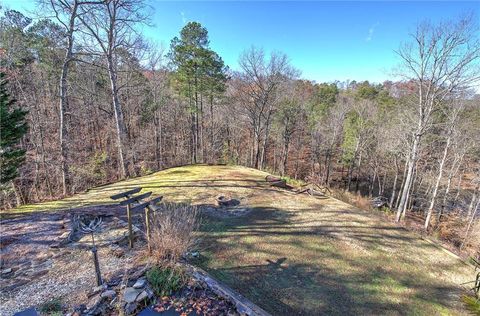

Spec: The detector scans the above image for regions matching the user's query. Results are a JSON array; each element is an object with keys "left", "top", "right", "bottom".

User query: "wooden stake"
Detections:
[
  {"left": 127, "top": 203, "right": 133, "bottom": 248},
  {"left": 145, "top": 207, "right": 151, "bottom": 253}
]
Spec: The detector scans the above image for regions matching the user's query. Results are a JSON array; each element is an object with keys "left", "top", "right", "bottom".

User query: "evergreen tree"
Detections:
[
  {"left": 168, "top": 22, "right": 227, "bottom": 163},
  {"left": 0, "top": 72, "right": 28, "bottom": 185}
]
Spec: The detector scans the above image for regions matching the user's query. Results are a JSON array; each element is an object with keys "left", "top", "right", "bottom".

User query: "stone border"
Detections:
[{"left": 186, "top": 264, "right": 271, "bottom": 316}]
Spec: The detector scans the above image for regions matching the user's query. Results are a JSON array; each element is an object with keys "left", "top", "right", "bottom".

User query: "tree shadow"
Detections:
[{"left": 196, "top": 205, "right": 471, "bottom": 315}]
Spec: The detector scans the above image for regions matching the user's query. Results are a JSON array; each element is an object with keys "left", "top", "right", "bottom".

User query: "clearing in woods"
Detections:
[{"left": 4, "top": 165, "right": 475, "bottom": 315}]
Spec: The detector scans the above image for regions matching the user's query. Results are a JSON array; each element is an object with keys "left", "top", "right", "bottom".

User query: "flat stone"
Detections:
[
  {"left": 29, "top": 269, "right": 49, "bottom": 279},
  {"left": 50, "top": 242, "right": 61, "bottom": 248},
  {"left": 88, "top": 284, "right": 107, "bottom": 297},
  {"left": 59, "top": 231, "right": 70, "bottom": 239},
  {"left": 132, "top": 278, "right": 146, "bottom": 289},
  {"left": 124, "top": 287, "right": 142, "bottom": 303},
  {"left": 135, "top": 291, "right": 148, "bottom": 302},
  {"left": 3, "top": 278, "right": 30, "bottom": 291},
  {"left": 1, "top": 268, "right": 12, "bottom": 275},
  {"left": 101, "top": 290, "right": 116, "bottom": 299},
  {"left": 124, "top": 302, "right": 138, "bottom": 315}
]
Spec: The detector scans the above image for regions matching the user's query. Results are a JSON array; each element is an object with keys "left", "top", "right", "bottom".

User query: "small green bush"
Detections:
[
  {"left": 281, "top": 176, "right": 305, "bottom": 187},
  {"left": 462, "top": 295, "right": 480, "bottom": 315},
  {"left": 146, "top": 266, "right": 186, "bottom": 297},
  {"left": 39, "top": 298, "right": 63, "bottom": 314}
]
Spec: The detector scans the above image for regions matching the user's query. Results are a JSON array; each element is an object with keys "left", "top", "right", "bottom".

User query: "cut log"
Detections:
[
  {"left": 265, "top": 175, "right": 282, "bottom": 182},
  {"left": 271, "top": 180, "right": 288, "bottom": 188}
]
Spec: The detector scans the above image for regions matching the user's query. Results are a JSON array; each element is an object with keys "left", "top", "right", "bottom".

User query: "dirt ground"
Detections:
[{"left": 0, "top": 205, "right": 144, "bottom": 315}]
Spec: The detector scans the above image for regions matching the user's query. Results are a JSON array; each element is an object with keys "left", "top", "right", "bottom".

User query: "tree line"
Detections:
[{"left": 0, "top": 1, "right": 479, "bottom": 255}]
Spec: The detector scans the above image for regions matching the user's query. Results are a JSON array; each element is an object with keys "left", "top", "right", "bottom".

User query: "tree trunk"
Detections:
[
  {"left": 58, "top": 2, "right": 78, "bottom": 196},
  {"left": 461, "top": 196, "right": 479, "bottom": 250},
  {"left": 390, "top": 156, "right": 399, "bottom": 208},
  {"left": 282, "top": 139, "right": 289, "bottom": 177},
  {"left": 468, "top": 185, "right": 479, "bottom": 217},
  {"left": 325, "top": 148, "right": 332, "bottom": 186},
  {"left": 107, "top": 57, "right": 128, "bottom": 179},
  {"left": 424, "top": 135, "right": 451, "bottom": 230},
  {"left": 396, "top": 133, "right": 420, "bottom": 222}
]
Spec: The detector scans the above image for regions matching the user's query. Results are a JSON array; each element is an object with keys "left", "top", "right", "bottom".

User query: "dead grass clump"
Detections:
[
  {"left": 461, "top": 220, "right": 480, "bottom": 260},
  {"left": 436, "top": 214, "right": 480, "bottom": 259},
  {"left": 331, "top": 189, "right": 373, "bottom": 211},
  {"left": 149, "top": 203, "right": 199, "bottom": 264}
]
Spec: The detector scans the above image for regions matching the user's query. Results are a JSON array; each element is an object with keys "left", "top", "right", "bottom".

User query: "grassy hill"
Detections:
[{"left": 4, "top": 165, "right": 475, "bottom": 315}]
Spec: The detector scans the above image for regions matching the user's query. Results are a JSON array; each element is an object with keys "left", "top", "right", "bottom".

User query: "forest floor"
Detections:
[{"left": 1, "top": 165, "right": 476, "bottom": 315}]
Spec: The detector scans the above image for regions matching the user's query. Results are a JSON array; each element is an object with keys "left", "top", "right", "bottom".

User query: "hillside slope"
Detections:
[{"left": 4, "top": 165, "right": 475, "bottom": 315}]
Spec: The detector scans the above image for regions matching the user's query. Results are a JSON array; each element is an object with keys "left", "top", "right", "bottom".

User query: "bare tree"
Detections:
[
  {"left": 77, "top": 0, "right": 149, "bottom": 179},
  {"left": 424, "top": 99, "right": 465, "bottom": 229},
  {"left": 237, "top": 47, "right": 298, "bottom": 169},
  {"left": 395, "top": 15, "right": 480, "bottom": 222},
  {"left": 40, "top": 0, "right": 100, "bottom": 195}
]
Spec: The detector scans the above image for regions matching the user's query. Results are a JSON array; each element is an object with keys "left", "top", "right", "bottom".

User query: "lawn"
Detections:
[{"left": 4, "top": 165, "right": 475, "bottom": 315}]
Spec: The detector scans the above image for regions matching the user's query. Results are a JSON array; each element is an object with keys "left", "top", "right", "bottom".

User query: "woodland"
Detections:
[{"left": 1, "top": 0, "right": 479, "bottom": 258}]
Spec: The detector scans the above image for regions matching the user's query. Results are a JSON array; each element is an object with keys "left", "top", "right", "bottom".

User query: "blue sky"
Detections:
[{"left": 2, "top": 1, "right": 479, "bottom": 84}]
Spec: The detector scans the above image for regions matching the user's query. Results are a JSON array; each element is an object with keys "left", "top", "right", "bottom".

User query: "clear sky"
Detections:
[{"left": 2, "top": 1, "right": 479, "bottom": 84}]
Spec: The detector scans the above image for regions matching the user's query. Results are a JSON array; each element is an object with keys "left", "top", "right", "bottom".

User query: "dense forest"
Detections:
[{"left": 0, "top": 1, "right": 479, "bottom": 255}]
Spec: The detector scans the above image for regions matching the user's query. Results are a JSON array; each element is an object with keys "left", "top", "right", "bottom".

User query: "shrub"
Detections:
[
  {"left": 149, "top": 202, "right": 199, "bottom": 264},
  {"left": 462, "top": 295, "right": 480, "bottom": 315},
  {"left": 146, "top": 266, "right": 186, "bottom": 297},
  {"left": 39, "top": 298, "right": 62, "bottom": 314}
]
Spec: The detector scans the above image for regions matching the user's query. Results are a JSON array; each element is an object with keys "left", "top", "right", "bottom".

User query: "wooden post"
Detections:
[
  {"left": 145, "top": 207, "right": 151, "bottom": 253},
  {"left": 127, "top": 203, "right": 133, "bottom": 248}
]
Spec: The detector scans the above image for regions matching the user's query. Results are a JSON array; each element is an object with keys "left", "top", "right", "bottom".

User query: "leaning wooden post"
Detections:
[
  {"left": 145, "top": 207, "right": 151, "bottom": 253},
  {"left": 127, "top": 203, "right": 134, "bottom": 249}
]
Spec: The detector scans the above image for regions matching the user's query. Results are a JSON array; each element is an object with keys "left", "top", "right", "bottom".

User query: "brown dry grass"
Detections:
[{"left": 149, "top": 202, "right": 200, "bottom": 264}]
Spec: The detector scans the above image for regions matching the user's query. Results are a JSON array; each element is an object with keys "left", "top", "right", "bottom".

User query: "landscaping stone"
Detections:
[
  {"left": 101, "top": 290, "right": 116, "bottom": 299},
  {"left": 88, "top": 284, "right": 107, "bottom": 297},
  {"left": 1, "top": 267, "right": 12, "bottom": 275},
  {"left": 135, "top": 290, "right": 149, "bottom": 302},
  {"left": 133, "top": 278, "right": 146, "bottom": 289},
  {"left": 124, "top": 287, "right": 142, "bottom": 303},
  {"left": 124, "top": 302, "right": 138, "bottom": 315},
  {"left": 29, "top": 269, "right": 49, "bottom": 279}
]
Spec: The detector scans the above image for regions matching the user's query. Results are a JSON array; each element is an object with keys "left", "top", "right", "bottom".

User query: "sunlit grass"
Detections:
[{"left": 4, "top": 164, "right": 475, "bottom": 315}]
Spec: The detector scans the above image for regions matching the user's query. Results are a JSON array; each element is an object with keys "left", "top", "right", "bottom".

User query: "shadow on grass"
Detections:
[{"left": 196, "top": 205, "right": 468, "bottom": 316}]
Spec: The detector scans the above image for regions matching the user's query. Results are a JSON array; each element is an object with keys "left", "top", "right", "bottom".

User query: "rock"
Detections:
[
  {"left": 49, "top": 242, "right": 61, "bottom": 249},
  {"left": 1, "top": 268, "right": 12, "bottom": 275},
  {"left": 124, "top": 302, "right": 138, "bottom": 315},
  {"left": 191, "top": 251, "right": 200, "bottom": 258},
  {"left": 133, "top": 278, "right": 146, "bottom": 289},
  {"left": 101, "top": 290, "right": 116, "bottom": 299},
  {"left": 110, "top": 246, "right": 125, "bottom": 258},
  {"left": 73, "top": 304, "right": 87, "bottom": 314},
  {"left": 124, "top": 287, "right": 142, "bottom": 303},
  {"left": 58, "top": 231, "right": 70, "bottom": 239},
  {"left": 88, "top": 284, "right": 107, "bottom": 297},
  {"left": 29, "top": 269, "right": 49, "bottom": 279},
  {"left": 135, "top": 290, "right": 148, "bottom": 302}
]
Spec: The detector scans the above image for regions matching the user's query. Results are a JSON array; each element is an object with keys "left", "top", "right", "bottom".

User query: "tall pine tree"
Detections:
[{"left": 0, "top": 72, "right": 28, "bottom": 185}]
